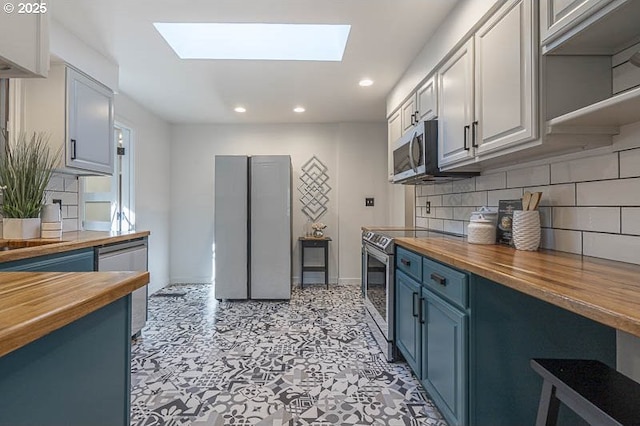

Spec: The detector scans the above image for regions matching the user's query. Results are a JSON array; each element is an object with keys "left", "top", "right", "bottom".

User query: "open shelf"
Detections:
[{"left": 546, "top": 86, "right": 640, "bottom": 135}]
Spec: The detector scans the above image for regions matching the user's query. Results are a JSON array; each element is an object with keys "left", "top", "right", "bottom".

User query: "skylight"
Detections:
[{"left": 154, "top": 23, "right": 351, "bottom": 61}]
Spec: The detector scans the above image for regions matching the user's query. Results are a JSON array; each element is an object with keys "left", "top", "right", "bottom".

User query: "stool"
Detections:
[
  {"left": 299, "top": 237, "right": 331, "bottom": 289},
  {"left": 531, "top": 358, "right": 640, "bottom": 426}
]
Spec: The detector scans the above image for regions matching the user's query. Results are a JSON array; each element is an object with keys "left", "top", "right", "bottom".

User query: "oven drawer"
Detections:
[
  {"left": 396, "top": 247, "right": 422, "bottom": 282},
  {"left": 422, "top": 257, "right": 468, "bottom": 309}
]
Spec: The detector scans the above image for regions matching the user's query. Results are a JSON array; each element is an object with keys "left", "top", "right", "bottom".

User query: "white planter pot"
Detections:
[{"left": 2, "top": 218, "right": 41, "bottom": 240}]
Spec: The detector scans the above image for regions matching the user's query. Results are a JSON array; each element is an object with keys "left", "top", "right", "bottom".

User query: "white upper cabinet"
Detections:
[
  {"left": 387, "top": 109, "right": 402, "bottom": 181},
  {"left": 401, "top": 95, "right": 417, "bottom": 134},
  {"left": 438, "top": 39, "right": 475, "bottom": 168},
  {"left": 0, "top": 1, "right": 49, "bottom": 77},
  {"left": 439, "top": 0, "right": 536, "bottom": 170},
  {"left": 416, "top": 76, "right": 438, "bottom": 122},
  {"left": 540, "top": 0, "right": 613, "bottom": 52},
  {"left": 475, "top": 0, "right": 537, "bottom": 156},
  {"left": 22, "top": 64, "right": 114, "bottom": 175}
]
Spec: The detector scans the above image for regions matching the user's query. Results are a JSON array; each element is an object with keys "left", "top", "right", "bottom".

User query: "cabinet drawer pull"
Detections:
[
  {"left": 463, "top": 125, "right": 470, "bottom": 150},
  {"left": 431, "top": 272, "right": 447, "bottom": 286},
  {"left": 472, "top": 121, "right": 478, "bottom": 148},
  {"left": 412, "top": 292, "right": 418, "bottom": 317},
  {"left": 419, "top": 297, "right": 425, "bottom": 324},
  {"left": 70, "top": 139, "right": 77, "bottom": 160},
  {"left": 401, "top": 258, "right": 411, "bottom": 267}
]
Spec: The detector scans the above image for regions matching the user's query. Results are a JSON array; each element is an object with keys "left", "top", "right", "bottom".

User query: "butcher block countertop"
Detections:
[
  {"left": 396, "top": 237, "right": 640, "bottom": 338},
  {"left": 0, "top": 270, "right": 149, "bottom": 357},
  {"left": 0, "top": 230, "right": 150, "bottom": 263}
]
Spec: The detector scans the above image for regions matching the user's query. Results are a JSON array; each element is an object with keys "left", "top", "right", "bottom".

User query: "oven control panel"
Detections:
[{"left": 363, "top": 231, "right": 392, "bottom": 252}]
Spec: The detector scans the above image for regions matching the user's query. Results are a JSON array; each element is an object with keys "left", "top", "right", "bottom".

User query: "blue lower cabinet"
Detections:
[
  {"left": 395, "top": 270, "right": 422, "bottom": 375},
  {"left": 0, "top": 249, "right": 94, "bottom": 272},
  {"left": 421, "top": 288, "right": 467, "bottom": 426}
]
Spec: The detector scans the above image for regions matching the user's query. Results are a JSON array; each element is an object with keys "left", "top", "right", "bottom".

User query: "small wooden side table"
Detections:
[{"left": 299, "top": 236, "right": 331, "bottom": 289}]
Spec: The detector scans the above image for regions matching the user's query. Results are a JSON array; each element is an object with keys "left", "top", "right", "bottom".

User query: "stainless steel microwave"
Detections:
[{"left": 392, "top": 119, "right": 478, "bottom": 184}]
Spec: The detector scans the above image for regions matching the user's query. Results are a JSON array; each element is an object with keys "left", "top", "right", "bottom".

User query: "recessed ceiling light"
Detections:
[
  {"left": 234, "top": 106, "right": 246, "bottom": 113},
  {"left": 153, "top": 23, "right": 351, "bottom": 61},
  {"left": 359, "top": 79, "right": 374, "bottom": 87},
  {"left": 293, "top": 106, "right": 306, "bottom": 113}
]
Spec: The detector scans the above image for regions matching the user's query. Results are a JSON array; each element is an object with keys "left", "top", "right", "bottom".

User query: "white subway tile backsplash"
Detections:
[
  {"left": 433, "top": 182, "right": 453, "bottom": 195},
  {"left": 461, "top": 191, "right": 488, "bottom": 207},
  {"left": 529, "top": 184, "right": 576, "bottom": 206},
  {"left": 620, "top": 148, "right": 640, "bottom": 178},
  {"left": 47, "top": 176, "right": 65, "bottom": 192},
  {"left": 63, "top": 218, "right": 79, "bottom": 232},
  {"left": 552, "top": 207, "right": 620, "bottom": 233},
  {"left": 539, "top": 207, "right": 552, "bottom": 228},
  {"left": 583, "top": 233, "right": 640, "bottom": 264},
  {"left": 66, "top": 205, "right": 78, "bottom": 219},
  {"left": 577, "top": 178, "right": 640, "bottom": 206},
  {"left": 416, "top": 197, "right": 428, "bottom": 207},
  {"left": 416, "top": 217, "right": 429, "bottom": 228},
  {"left": 435, "top": 207, "right": 454, "bottom": 220},
  {"left": 487, "top": 188, "right": 523, "bottom": 207},
  {"left": 419, "top": 186, "right": 435, "bottom": 196},
  {"left": 540, "top": 228, "right": 582, "bottom": 254},
  {"left": 476, "top": 172, "right": 506, "bottom": 191},
  {"left": 452, "top": 178, "right": 476, "bottom": 193},
  {"left": 427, "top": 195, "right": 443, "bottom": 207},
  {"left": 443, "top": 220, "right": 464, "bottom": 235},
  {"left": 428, "top": 218, "right": 444, "bottom": 231},
  {"left": 622, "top": 208, "right": 640, "bottom": 235},
  {"left": 64, "top": 177, "right": 79, "bottom": 192},
  {"left": 507, "top": 165, "right": 550, "bottom": 188},
  {"left": 551, "top": 153, "right": 618, "bottom": 183},
  {"left": 442, "top": 193, "right": 462, "bottom": 206},
  {"left": 453, "top": 207, "right": 476, "bottom": 221}
]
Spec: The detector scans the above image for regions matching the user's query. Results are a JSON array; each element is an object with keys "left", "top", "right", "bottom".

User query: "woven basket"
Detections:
[{"left": 512, "top": 210, "right": 541, "bottom": 251}]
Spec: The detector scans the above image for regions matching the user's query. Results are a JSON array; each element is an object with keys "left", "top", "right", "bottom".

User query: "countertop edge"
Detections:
[
  {"left": 0, "top": 271, "right": 150, "bottom": 358},
  {"left": 0, "top": 230, "right": 150, "bottom": 263},
  {"left": 395, "top": 238, "right": 640, "bottom": 338}
]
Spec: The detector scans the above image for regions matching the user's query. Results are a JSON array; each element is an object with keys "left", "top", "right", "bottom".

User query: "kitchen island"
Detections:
[
  {"left": 0, "top": 230, "right": 151, "bottom": 426},
  {"left": 0, "top": 271, "right": 149, "bottom": 426},
  {"left": 394, "top": 236, "right": 640, "bottom": 425}
]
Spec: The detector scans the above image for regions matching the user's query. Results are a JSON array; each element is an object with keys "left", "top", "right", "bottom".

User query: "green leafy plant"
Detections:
[{"left": 0, "top": 130, "right": 59, "bottom": 218}]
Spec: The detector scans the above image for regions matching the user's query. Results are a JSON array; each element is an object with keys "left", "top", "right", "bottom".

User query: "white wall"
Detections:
[
  {"left": 115, "top": 93, "right": 171, "bottom": 295},
  {"left": 169, "top": 122, "right": 388, "bottom": 285}
]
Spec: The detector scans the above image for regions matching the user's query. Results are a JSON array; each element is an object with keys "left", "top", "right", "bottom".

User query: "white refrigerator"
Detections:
[{"left": 214, "top": 155, "right": 292, "bottom": 299}]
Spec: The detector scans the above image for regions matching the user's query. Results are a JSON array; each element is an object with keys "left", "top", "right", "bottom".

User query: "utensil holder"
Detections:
[{"left": 512, "top": 210, "right": 541, "bottom": 251}]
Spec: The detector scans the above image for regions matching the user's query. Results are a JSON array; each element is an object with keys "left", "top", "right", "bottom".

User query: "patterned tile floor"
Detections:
[{"left": 131, "top": 283, "right": 447, "bottom": 426}]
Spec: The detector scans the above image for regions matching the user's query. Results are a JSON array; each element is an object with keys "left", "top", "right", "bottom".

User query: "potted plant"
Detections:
[{"left": 0, "top": 130, "right": 59, "bottom": 239}]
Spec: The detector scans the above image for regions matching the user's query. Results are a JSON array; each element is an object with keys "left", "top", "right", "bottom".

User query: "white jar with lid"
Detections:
[{"left": 468, "top": 213, "right": 497, "bottom": 245}]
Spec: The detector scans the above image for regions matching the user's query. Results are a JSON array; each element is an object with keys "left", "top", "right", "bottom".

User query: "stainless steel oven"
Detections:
[{"left": 362, "top": 240, "right": 395, "bottom": 361}]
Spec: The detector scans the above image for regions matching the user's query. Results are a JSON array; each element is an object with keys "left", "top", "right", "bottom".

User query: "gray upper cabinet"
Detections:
[
  {"left": 439, "top": 0, "right": 537, "bottom": 170},
  {"left": 387, "top": 109, "right": 402, "bottom": 181},
  {"left": 474, "top": 0, "right": 537, "bottom": 156},
  {"left": 0, "top": 1, "right": 49, "bottom": 78},
  {"left": 416, "top": 75, "right": 438, "bottom": 122},
  {"left": 400, "top": 95, "right": 417, "bottom": 134},
  {"left": 22, "top": 64, "right": 114, "bottom": 176}
]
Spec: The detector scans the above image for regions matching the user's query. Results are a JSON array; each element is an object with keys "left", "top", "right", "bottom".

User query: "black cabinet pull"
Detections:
[
  {"left": 431, "top": 272, "right": 447, "bottom": 286},
  {"left": 419, "top": 297, "right": 425, "bottom": 324},
  {"left": 411, "top": 112, "right": 416, "bottom": 126},
  {"left": 412, "top": 292, "right": 418, "bottom": 317},
  {"left": 464, "top": 125, "right": 470, "bottom": 151},
  {"left": 70, "top": 139, "right": 77, "bottom": 160},
  {"left": 472, "top": 120, "right": 478, "bottom": 148},
  {"left": 414, "top": 110, "right": 419, "bottom": 123},
  {"left": 401, "top": 258, "right": 411, "bottom": 267}
]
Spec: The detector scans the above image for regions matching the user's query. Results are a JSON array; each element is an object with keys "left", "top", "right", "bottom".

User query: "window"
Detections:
[{"left": 80, "top": 123, "right": 134, "bottom": 231}]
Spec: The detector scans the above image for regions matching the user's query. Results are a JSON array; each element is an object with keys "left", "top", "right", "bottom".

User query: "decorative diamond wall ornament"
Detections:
[{"left": 298, "top": 156, "right": 331, "bottom": 222}]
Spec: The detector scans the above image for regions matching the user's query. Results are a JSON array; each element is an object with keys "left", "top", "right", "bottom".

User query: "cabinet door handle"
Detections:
[
  {"left": 419, "top": 297, "right": 425, "bottom": 324},
  {"left": 411, "top": 112, "right": 416, "bottom": 126},
  {"left": 414, "top": 110, "right": 419, "bottom": 123},
  {"left": 472, "top": 120, "right": 478, "bottom": 148},
  {"left": 463, "top": 125, "right": 470, "bottom": 151},
  {"left": 70, "top": 139, "right": 77, "bottom": 160},
  {"left": 401, "top": 258, "right": 411, "bottom": 267},
  {"left": 412, "top": 292, "right": 418, "bottom": 317},
  {"left": 431, "top": 272, "right": 447, "bottom": 286}
]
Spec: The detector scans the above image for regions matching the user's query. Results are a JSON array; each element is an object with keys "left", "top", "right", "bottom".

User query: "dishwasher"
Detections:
[{"left": 96, "top": 238, "right": 148, "bottom": 337}]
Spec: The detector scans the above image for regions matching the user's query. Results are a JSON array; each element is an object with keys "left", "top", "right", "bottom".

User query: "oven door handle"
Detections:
[{"left": 412, "top": 292, "right": 419, "bottom": 317}]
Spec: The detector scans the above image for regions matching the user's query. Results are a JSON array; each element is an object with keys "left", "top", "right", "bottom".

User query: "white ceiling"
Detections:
[{"left": 52, "top": 0, "right": 459, "bottom": 124}]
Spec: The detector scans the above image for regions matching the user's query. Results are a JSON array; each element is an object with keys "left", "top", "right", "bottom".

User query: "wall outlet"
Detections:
[
  {"left": 52, "top": 199, "right": 62, "bottom": 210},
  {"left": 365, "top": 197, "right": 374, "bottom": 207}
]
